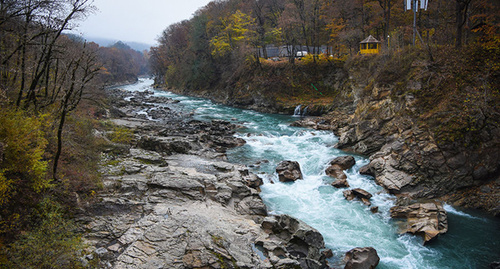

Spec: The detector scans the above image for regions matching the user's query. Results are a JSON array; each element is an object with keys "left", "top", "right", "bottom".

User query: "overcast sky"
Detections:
[{"left": 75, "top": 0, "right": 213, "bottom": 45}]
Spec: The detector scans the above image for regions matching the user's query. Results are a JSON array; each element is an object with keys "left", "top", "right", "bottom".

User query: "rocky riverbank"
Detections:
[
  {"left": 291, "top": 101, "right": 499, "bottom": 217},
  {"left": 290, "top": 76, "right": 499, "bottom": 218},
  {"left": 76, "top": 87, "right": 334, "bottom": 268}
]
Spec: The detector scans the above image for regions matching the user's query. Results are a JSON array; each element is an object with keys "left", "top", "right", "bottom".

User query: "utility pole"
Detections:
[
  {"left": 413, "top": 0, "right": 417, "bottom": 46},
  {"left": 406, "top": 0, "right": 428, "bottom": 46}
]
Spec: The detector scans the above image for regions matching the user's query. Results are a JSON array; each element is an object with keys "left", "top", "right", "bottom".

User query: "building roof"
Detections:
[{"left": 360, "top": 35, "right": 380, "bottom": 44}]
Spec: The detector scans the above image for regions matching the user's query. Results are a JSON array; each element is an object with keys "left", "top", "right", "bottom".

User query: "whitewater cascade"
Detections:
[
  {"left": 122, "top": 78, "right": 500, "bottom": 269},
  {"left": 293, "top": 105, "right": 308, "bottom": 117}
]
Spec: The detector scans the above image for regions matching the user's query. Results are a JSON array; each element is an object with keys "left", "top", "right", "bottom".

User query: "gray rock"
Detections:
[
  {"left": 343, "top": 190, "right": 355, "bottom": 201},
  {"left": 326, "top": 156, "right": 356, "bottom": 180},
  {"left": 137, "top": 136, "right": 191, "bottom": 155},
  {"left": 332, "top": 178, "right": 350, "bottom": 188},
  {"left": 329, "top": 156, "right": 356, "bottom": 170},
  {"left": 236, "top": 195, "right": 268, "bottom": 216},
  {"left": 359, "top": 165, "right": 374, "bottom": 177},
  {"left": 83, "top": 86, "right": 334, "bottom": 268},
  {"left": 276, "top": 161, "right": 303, "bottom": 182},
  {"left": 351, "top": 189, "right": 372, "bottom": 200},
  {"left": 259, "top": 214, "right": 328, "bottom": 268},
  {"left": 130, "top": 148, "right": 165, "bottom": 164},
  {"left": 390, "top": 202, "right": 448, "bottom": 243},
  {"left": 343, "top": 247, "right": 380, "bottom": 269},
  {"left": 326, "top": 164, "right": 348, "bottom": 180},
  {"left": 343, "top": 189, "right": 373, "bottom": 206}
]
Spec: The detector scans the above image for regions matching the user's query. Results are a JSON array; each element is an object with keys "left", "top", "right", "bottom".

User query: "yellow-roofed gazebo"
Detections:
[{"left": 360, "top": 35, "right": 381, "bottom": 54}]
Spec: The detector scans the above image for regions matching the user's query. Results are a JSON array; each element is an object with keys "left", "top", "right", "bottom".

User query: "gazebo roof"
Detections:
[{"left": 360, "top": 35, "right": 380, "bottom": 44}]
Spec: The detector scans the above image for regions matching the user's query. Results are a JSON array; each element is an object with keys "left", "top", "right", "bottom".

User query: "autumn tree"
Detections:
[{"left": 210, "top": 10, "right": 257, "bottom": 58}]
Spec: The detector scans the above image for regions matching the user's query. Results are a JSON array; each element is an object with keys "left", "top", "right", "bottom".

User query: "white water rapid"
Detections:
[{"left": 123, "top": 78, "right": 500, "bottom": 269}]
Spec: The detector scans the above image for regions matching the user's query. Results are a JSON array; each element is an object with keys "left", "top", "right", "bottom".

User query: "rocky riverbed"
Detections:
[{"left": 76, "top": 87, "right": 335, "bottom": 268}]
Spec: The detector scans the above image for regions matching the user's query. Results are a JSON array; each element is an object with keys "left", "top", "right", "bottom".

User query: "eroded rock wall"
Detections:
[{"left": 292, "top": 56, "right": 500, "bottom": 215}]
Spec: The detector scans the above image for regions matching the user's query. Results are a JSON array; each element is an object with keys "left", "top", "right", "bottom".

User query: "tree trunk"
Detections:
[
  {"left": 53, "top": 107, "right": 67, "bottom": 179},
  {"left": 455, "top": 0, "right": 471, "bottom": 48}
]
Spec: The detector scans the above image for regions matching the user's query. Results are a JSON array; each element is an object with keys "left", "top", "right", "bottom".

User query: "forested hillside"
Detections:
[
  {"left": 150, "top": 0, "right": 499, "bottom": 214},
  {"left": 0, "top": 1, "right": 148, "bottom": 266},
  {"left": 151, "top": 0, "right": 499, "bottom": 97}
]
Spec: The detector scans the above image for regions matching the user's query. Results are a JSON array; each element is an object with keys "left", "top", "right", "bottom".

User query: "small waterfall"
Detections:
[
  {"left": 293, "top": 105, "right": 302, "bottom": 117},
  {"left": 302, "top": 106, "right": 308, "bottom": 116}
]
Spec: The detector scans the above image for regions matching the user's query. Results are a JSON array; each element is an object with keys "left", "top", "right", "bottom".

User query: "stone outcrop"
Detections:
[
  {"left": 291, "top": 79, "right": 499, "bottom": 214},
  {"left": 326, "top": 156, "right": 356, "bottom": 188},
  {"left": 260, "top": 214, "right": 330, "bottom": 269},
  {"left": 390, "top": 202, "right": 448, "bottom": 243},
  {"left": 440, "top": 179, "right": 500, "bottom": 217},
  {"left": 329, "top": 156, "right": 356, "bottom": 170},
  {"left": 343, "top": 247, "right": 380, "bottom": 269},
  {"left": 332, "top": 178, "right": 350, "bottom": 188},
  {"left": 79, "top": 148, "right": 273, "bottom": 268},
  {"left": 343, "top": 188, "right": 373, "bottom": 206},
  {"left": 276, "top": 161, "right": 303, "bottom": 182}
]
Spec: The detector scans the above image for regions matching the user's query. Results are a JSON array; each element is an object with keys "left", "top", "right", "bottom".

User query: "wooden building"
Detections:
[{"left": 360, "top": 35, "right": 381, "bottom": 54}]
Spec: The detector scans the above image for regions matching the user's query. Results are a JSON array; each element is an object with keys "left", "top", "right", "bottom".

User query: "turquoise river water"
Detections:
[{"left": 122, "top": 78, "right": 499, "bottom": 268}]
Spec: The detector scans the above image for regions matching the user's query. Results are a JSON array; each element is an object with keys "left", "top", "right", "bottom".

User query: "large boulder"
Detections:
[
  {"left": 343, "top": 188, "right": 373, "bottom": 206},
  {"left": 137, "top": 136, "right": 191, "bottom": 155},
  {"left": 259, "top": 214, "right": 329, "bottom": 269},
  {"left": 343, "top": 247, "right": 380, "bottom": 269},
  {"left": 326, "top": 167, "right": 348, "bottom": 180},
  {"left": 276, "top": 161, "right": 303, "bottom": 182},
  {"left": 326, "top": 156, "right": 356, "bottom": 180},
  {"left": 329, "top": 156, "right": 356, "bottom": 170},
  {"left": 390, "top": 202, "right": 448, "bottom": 243},
  {"left": 351, "top": 188, "right": 373, "bottom": 200},
  {"left": 332, "top": 178, "right": 350, "bottom": 188}
]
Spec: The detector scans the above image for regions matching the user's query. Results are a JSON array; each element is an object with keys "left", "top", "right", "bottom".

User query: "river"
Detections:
[{"left": 122, "top": 78, "right": 500, "bottom": 269}]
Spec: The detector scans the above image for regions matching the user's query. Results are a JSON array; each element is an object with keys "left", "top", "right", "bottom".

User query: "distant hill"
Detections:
[{"left": 82, "top": 36, "right": 153, "bottom": 52}]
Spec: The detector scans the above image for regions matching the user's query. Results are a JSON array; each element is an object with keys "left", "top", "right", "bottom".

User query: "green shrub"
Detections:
[
  {"left": 0, "top": 107, "right": 50, "bottom": 206},
  {"left": 108, "top": 125, "right": 134, "bottom": 144},
  {"left": 0, "top": 198, "right": 85, "bottom": 269}
]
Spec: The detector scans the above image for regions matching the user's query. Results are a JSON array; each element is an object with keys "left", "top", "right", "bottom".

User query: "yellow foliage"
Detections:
[
  {"left": 109, "top": 125, "right": 134, "bottom": 144},
  {"left": 299, "top": 54, "right": 333, "bottom": 65},
  {"left": 210, "top": 35, "right": 232, "bottom": 56},
  {"left": 325, "top": 18, "right": 345, "bottom": 44},
  {"left": 209, "top": 10, "right": 256, "bottom": 57},
  {"left": 0, "top": 107, "right": 49, "bottom": 205},
  {"left": 0, "top": 171, "right": 11, "bottom": 206}
]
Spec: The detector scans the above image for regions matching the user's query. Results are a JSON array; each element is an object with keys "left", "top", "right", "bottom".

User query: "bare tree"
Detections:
[{"left": 52, "top": 40, "right": 100, "bottom": 179}]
